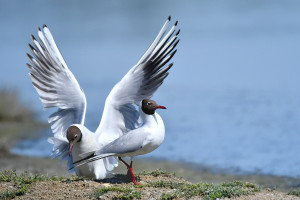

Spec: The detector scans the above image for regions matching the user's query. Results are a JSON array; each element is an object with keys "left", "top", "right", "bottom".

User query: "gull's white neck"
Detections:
[{"left": 140, "top": 110, "right": 160, "bottom": 126}]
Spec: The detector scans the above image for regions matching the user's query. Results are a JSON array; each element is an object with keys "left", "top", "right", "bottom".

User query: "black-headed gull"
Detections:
[
  {"left": 26, "top": 16, "right": 180, "bottom": 180},
  {"left": 73, "top": 99, "right": 167, "bottom": 185}
]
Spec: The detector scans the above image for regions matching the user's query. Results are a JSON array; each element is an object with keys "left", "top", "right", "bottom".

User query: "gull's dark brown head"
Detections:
[
  {"left": 141, "top": 99, "right": 166, "bottom": 115},
  {"left": 66, "top": 125, "right": 82, "bottom": 157}
]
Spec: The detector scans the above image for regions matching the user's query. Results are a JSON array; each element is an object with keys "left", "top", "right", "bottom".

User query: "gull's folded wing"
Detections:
[{"left": 74, "top": 128, "right": 149, "bottom": 168}]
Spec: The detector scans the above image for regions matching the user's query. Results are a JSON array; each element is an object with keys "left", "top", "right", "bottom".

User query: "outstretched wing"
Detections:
[
  {"left": 26, "top": 25, "right": 87, "bottom": 168},
  {"left": 96, "top": 16, "right": 180, "bottom": 144}
]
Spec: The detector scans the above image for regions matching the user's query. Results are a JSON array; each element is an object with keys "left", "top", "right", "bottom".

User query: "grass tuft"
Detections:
[
  {"left": 288, "top": 189, "right": 300, "bottom": 197},
  {"left": 139, "top": 169, "right": 175, "bottom": 177},
  {"left": 114, "top": 190, "right": 142, "bottom": 199},
  {"left": 0, "top": 170, "right": 65, "bottom": 183},
  {"left": 91, "top": 186, "right": 142, "bottom": 199},
  {"left": 0, "top": 170, "right": 66, "bottom": 199},
  {"left": 160, "top": 192, "right": 180, "bottom": 200},
  {"left": 149, "top": 180, "right": 259, "bottom": 200},
  {"left": 1, "top": 170, "right": 260, "bottom": 200},
  {"left": 0, "top": 184, "right": 30, "bottom": 199}
]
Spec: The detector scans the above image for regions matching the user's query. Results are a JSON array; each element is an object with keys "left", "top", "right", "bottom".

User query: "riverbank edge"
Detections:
[{"left": 1, "top": 121, "right": 300, "bottom": 199}]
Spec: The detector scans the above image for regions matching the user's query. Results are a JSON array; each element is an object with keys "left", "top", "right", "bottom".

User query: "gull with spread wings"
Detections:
[{"left": 26, "top": 16, "right": 180, "bottom": 182}]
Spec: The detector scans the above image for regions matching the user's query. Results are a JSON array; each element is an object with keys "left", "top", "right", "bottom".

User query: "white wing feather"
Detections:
[
  {"left": 96, "top": 17, "right": 180, "bottom": 144},
  {"left": 26, "top": 25, "right": 87, "bottom": 168}
]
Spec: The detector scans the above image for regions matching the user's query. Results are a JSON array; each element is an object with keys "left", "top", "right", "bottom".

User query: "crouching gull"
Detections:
[{"left": 73, "top": 99, "right": 167, "bottom": 185}]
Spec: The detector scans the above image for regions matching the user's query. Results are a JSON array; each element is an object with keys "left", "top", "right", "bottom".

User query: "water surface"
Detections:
[{"left": 2, "top": 0, "right": 300, "bottom": 177}]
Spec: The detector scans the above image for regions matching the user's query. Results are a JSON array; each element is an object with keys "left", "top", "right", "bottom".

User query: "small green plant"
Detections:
[
  {"left": 114, "top": 190, "right": 142, "bottom": 199},
  {"left": 0, "top": 170, "right": 64, "bottom": 183},
  {"left": 139, "top": 169, "right": 174, "bottom": 177},
  {"left": 0, "top": 184, "right": 30, "bottom": 199},
  {"left": 64, "top": 175, "right": 86, "bottom": 183},
  {"left": 288, "top": 189, "right": 300, "bottom": 197},
  {"left": 91, "top": 186, "right": 142, "bottom": 199},
  {"left": 148, "top": 180, "right": 183, "bottom": 189},
  {"left": 160, "top": 192, "right": 180, "bottom": 200},
  {"left": 149, "top": 180, "right": 259, "bottom": 200}
]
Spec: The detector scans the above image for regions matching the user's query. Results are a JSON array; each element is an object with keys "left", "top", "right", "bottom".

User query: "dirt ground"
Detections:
[
  {"left": 1, "top": 152, "right": 300, "bottom": 199},
  {"left": 1, "top": 172, "right": 299, "bottom": 200},
  {"left": 1, "top": 122, "right": 300, "bottom": 199}
]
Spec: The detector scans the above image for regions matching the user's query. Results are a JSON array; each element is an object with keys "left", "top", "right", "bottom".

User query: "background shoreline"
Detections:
[
  {"left": 1, "top": 127, "right": 300, "bottom": 192},
  {"left": 1, "top": 121, "right": 300, "bottom": 199}
]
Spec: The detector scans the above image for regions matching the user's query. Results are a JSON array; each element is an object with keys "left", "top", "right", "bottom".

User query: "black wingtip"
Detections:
[
  {"left": 38, "top": 27, "right": 41, "bottom": 31},
  {"left": 43, "top": 24, "right": 47, "bottom": 28},
  {"left": 168, "top": 16, "right": 171, "bottom": 21},
  {"left": 26, "top": 53, "right": 33, "bottom": 59},
  {"left": 30, "top": 34, "right": 35, "bottom": 41},
  {"left": 26, "top": 63, "right": 32, "bottom": 69},
  {"left": 28, "top": 43, "right": 34, "bottom": 50},
  {"left": 175, "top": 21, "right": 178, "bottom": 26},
  {"left": 170, "top": 49, "right": 177, "bottom": 58},
  {"left": 176, "top": 29, "right": 181, "bottom": 36},
  {"left": 174, "top": 39, "right": 180, "bottom": 47}
]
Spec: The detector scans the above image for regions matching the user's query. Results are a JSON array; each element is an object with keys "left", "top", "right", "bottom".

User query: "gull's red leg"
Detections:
[
  {"left": 118, "top": 157, "right": 131, "bottom": 176},
  {"left": 118, "top": 157, "right": 140, "bottom": 185},
  {"left": 128, "top": 161, "right": 140, "bottom": 185}
]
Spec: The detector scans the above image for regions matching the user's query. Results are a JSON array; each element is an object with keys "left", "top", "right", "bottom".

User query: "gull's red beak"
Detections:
[
  {"left": 156, "top": 105, "right": 166, "bottom": 109},
  {"left": 69, "top": 144, "right": 74, "bottom": 157}
]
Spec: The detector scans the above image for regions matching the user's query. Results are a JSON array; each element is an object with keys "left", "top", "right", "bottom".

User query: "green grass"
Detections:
[
  {"left": 90, "top": 180, "right": 259, "bottom": 200},
  {"left": 88, "top": 170, "right": 259, "bottom": 200},
  {"left": 0, "top": 184, "right": 30, "bottom": 199},
  {"left": 0, "top": 170, "right": 64, "bottom": 183},
  {"left": 288, "top": 189, "right": 300, "bottom": 197},
  {"left": 149, "top": 180, "right": 260, "bottom": 200},
  {"left": 0, "top": 170, "right": 260, "bottom": 200},
  {"left": 160, "top": 192, "right": 179, "bottom": 200},
  {"left": 138, "top": 169, "right": 175, "bottom": 177},
  {"left": 91, "top": 186, "right": 142, "bottom": 199},
  {"left": 0, "top": 170, "right": 66, "bottom": 199}
]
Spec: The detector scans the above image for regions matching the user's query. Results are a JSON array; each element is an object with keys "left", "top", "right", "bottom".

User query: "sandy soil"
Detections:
[
  {"left": 1, "top": 173, "right": 299, "bottom": 200},
  {"left": 1, "top": 151, "right": 300, "bottom": 199}
]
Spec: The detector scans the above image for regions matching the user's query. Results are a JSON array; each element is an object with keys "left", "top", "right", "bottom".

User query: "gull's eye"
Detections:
[
  {"left": 147, "top": 102, "right": 152, "bottom": 106},
  {"left": 74, "top": 134, "right": 78, "bottom": 138}
]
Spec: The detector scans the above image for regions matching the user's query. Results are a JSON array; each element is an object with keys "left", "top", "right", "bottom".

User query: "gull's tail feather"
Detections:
[
  {"left": 71, "top": 153, "right": 115, "bottom": 170},
  {"left": 104, "top": 156, "right": 118, "bottom": 171},
  {"left": 91, "top": 157, "right": 118, "bottom": 180}
]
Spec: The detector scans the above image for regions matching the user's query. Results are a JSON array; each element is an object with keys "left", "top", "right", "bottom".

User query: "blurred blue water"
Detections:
[{"left": 2, "top": 0, "right": 300, "bottom": 177}]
